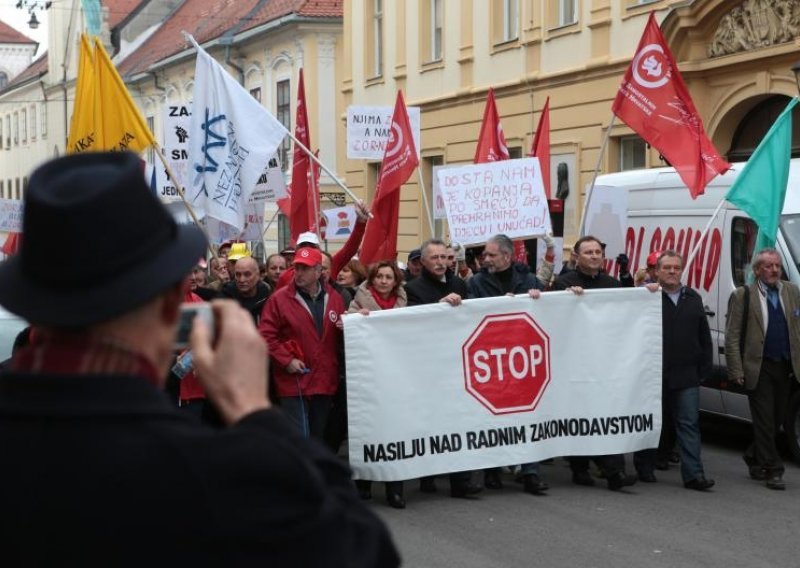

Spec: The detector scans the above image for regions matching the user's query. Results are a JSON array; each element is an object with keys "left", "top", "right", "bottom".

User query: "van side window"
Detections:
[
  {"left": 731, "top": 217, "right": 756, "bottom": 286},
  {"left": 780, "top": 214, "right": 800, "bottom": 276}
]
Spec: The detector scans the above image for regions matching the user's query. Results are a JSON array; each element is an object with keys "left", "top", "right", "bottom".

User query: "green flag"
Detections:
[{"left": 725, "top": 97, "right": 798, "bottom": 253}]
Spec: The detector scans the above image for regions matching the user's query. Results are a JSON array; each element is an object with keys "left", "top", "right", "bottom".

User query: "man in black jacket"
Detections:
[
  {"left": 553, "top": 235, "right": 639, "bottom": 491},
  {"left": 640, "top": 251, "right": 715, "bottom": 490},
  {"left": 0, "top": 152, "right": 399, "bottom": 567},
  {"left": 405, "top": 238, "right": 482, "bottom": 498},
  {"left": 221, "top": 256, "right": 271, "bottom": 324}
]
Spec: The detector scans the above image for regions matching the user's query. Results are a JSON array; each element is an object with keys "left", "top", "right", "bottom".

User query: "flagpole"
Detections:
[
  {"left": 154, "top": 144, "right": 215, "bottom": 254},
  {"left": 680, "top": 199, "right": 727, "bottom": 283},
  {"left": 578, "top": 114, "right": 616, "bottom": 238},
  {"left": 416, "top": 168, "right": 435, "bottom": 237},
  {"left": 261, "top": 207, "right": 281, "bottom": 237}
]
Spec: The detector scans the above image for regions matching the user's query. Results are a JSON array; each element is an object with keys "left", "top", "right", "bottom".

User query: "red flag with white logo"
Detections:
[
  {"left": 289, "top": 69, "right": 312, "bottom": 241},
  {"left": 474, "top": 89, "right": 525, "bottom": 261},
  {"left": 360, "top": 91, "right": 419, "bottom": 265},
  {"left": 530, "top": 97, "right": 551, "bottom": 200},
  {"left": 612, "top": 12, "right": 730, "bottom": 198},
  {"left": 474, "top": 88, "right": 510, "bottom": 164}
]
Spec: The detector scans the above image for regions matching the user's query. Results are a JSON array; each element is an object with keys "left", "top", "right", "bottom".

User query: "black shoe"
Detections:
[
  {"left": 419, "top": 478, "right": 437, "bottom": 493},
  {"left": 355, "top": 481, "right": 372, "bottom": 500},
  {"left": 654, "top": 459, "right": 669, "bottom": 471},
  {"left": 669, "top": 450, "right": 680, "bottom": 464},
  {"left": 684, "top": 477, "right": 715, "bottom": 491},
  {"left": 743, "top": 456, "right": 767, "bottom": 480},
  {"left": 571, "top": 471, "right": 595, "bottom": 487},
  {"left": 638, "top": 471, "right": 657, "bottom": 483},
  {"left": 386, "top": 491, "right": 406, "bottom": 509},
  {"left": 450, "top": 482, "right": 483, "bottom": 499},
  {"left": 607, "top": 472, "right": 637, "bottom": 491},
  {"left": 766, "top": 474, "right": 785, "bottom": 490},
  {"left": 522, "top": 474, "right": 549, "bottom": 495},
  {"left": 484, "top": 470, "right": 504, "bottom": 490}
]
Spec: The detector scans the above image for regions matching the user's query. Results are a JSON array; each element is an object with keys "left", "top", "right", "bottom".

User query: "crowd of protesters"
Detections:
[{"left": 164, "top": 206, "right": 781, "bottom": 510}]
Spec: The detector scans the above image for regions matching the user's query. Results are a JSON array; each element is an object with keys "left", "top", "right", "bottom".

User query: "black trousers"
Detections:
[
  {"left": 745, "top": 358, "right": 791, "bottom": 474},
  {"left": 569, "top": 454, "right": 624, "bottom": 477}
]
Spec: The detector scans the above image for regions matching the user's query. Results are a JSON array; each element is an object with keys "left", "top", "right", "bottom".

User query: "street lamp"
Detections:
[
  {"left": 27, "top": 12, "right": 39, "bottom": 29},
  {"left": 792, "top": 61, "right": 800, "bottom": 96}
]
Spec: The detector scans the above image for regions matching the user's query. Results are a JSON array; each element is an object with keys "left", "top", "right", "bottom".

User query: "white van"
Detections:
[{"left": 594, "top": 159, "right": 800, "bottom": 461}]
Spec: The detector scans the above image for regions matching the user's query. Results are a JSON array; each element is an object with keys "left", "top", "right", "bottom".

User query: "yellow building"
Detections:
[{"left": 343, "top": 0, "right": 800, "bottom": 255}]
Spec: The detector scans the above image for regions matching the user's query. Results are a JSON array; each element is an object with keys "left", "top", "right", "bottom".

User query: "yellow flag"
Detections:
[
  {"left": 93, "top": 37, "right": 155, "bottom": 152},
  {"left": 66, "top": 34, "right": 97, "bottom": 153}
]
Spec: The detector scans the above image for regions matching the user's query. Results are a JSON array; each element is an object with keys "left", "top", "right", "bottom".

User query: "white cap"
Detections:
[{"left": 296, "top": 231, "right": 320, "bottom": 246}]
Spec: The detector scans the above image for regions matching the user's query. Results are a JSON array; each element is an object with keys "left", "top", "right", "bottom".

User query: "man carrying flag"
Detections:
[
  {"left": 612, "top": 12, "right": 730, "bottom": 199},
  {"left": 724, "top": 97, "right": 799, "bottom": 491},
  {"left": 360, "top": 92, "right": 419, "bottom": 265}
]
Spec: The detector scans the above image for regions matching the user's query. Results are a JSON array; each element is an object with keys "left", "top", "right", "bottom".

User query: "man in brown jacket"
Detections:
[{"left": 725, "top": 248, "right": 800, "bottom": 490}]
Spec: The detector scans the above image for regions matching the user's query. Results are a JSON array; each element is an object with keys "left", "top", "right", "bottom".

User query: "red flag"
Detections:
[
  {"left": 473, "top": 89, "right": 525, "bottom": 261},
  {"left": 612, "top": 12, "right": 730, "bottom": 198},
  {"left": 474, "top": 88, "right": 509, "bottom": 163},
  {"left": 530, "top": 97, "right": 551, "bottom": 200},
  {"left": 307, "top": 149, "right": 322, "bottom": 235},
  {"left": 289, "top": 69, "right": 311, "bottom": 241},
  {"left": 1, "top": 232, "right": 21, "bottom": 256},
  {"left": 360, "top": 91, "right": 419, "bottom": 265}
]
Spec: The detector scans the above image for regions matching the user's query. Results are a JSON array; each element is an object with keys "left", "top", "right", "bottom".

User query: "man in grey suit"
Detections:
[{"left": 726, "top": 248, "right": 800, "bottom": 490}]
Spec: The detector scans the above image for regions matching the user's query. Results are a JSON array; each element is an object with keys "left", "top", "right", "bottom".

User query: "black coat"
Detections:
[
  {"left": 662, "top": 287, "right": 713, "bottom": 390},
  {"left": 468, "top": 263, "right": 544, "bottom": 298},
  {"left": 553, "top": 268, "right": 622, "bottom": 290},
  {"left": 221, "top": 280, "right": 270, "bottom": 324},
  {"left": 405, "top": 268, "right": 468, "bottom": 305},
  {"left": 0, "top": 373, "right": 400, "bottom": 567}
]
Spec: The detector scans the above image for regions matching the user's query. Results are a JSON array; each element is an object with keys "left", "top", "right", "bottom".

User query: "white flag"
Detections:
[{"left": 187, "top": 35, "right": 288, "bottom": 231}]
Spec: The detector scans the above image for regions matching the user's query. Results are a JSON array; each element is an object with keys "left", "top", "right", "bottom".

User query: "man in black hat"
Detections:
[
  {"left": 0, "top": 152, "right": 399, "bottom": 567},
  {"left": 403, "top": 248, "right": 423, "bottom": 281}
]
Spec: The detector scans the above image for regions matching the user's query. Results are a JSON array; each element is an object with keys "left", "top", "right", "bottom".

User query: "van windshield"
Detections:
[{"left": 781, "top": 214, "right": 800, "bottom": 269}]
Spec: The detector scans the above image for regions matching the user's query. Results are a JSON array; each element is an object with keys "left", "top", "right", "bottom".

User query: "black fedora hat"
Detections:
[{"left": 0, "top": 152, "right": 207, "bottom": 327}]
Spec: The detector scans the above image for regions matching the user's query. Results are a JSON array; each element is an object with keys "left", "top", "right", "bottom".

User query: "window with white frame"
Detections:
[
  {"left": 558, "top": 0, "right": 577, "bottom": 26},
  {"left": 21, "top": 109, "right": 27, "bottom": 143},
  {"left": 373, "top": 0, "right": 384, "bottom": 77},
  {"left": 0, "top": 119, "right": 3, "bottom": 150},
  {"left": 41, "top": 102, "right": 47, "bottom": 138},
  {"left": 4, "top": 115, "right": 9, "bottom": 147},
  {"left": 504, "top": 0, "right": 519, "bottom": 41},
  {"left": 276, "top": 79, "right": 291, "bottom": 171},
  {"left": 431, "top": 0, "right": 443, "bottom": 61},
  {"left": 30, "top": 105, "right": 36, "bottom": 139},
  {"left": 620, "top": 136, "right": 646, "bottom": 171},
  {"left": 13, "top": 112, "right": 18, "bottom": 145},
  {"left": 250, "top": 87, "right": 262, "bottom": 102}
]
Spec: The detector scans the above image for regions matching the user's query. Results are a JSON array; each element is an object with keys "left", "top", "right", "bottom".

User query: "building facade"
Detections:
[{"left": 343, "top": 0, "right": 800, "bottom": 254}]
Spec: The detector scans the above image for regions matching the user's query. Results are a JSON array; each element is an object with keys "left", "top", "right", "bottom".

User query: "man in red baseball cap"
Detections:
[{"left": 259, "top": 246, "right": 345, "bottom": 439}]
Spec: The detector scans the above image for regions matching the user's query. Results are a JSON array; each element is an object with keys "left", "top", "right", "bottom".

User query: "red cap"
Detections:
[
  {"left": 293, "top": 247, "right": 322, "bottom": 267},
  {"left": 647, "top": 251, "right": 662, "bottom": 267}
]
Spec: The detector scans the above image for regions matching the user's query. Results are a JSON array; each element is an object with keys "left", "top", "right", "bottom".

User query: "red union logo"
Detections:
[{"left": 462, "top": 312, "right": 551, "bottom": 415}]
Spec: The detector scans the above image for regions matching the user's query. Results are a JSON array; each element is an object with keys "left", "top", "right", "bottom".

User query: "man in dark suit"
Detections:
[
  {"left": 726, "top": 248, "right": 800, "bottom": 490},
  {"left": 405, "top": 238, "right": 482, "bottom": 499},
  {"left": 0, "top": 152, "right": 399, "bottom": 566}
]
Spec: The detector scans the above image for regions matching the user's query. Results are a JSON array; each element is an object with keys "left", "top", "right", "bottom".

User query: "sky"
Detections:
[{"left": 0, "top": 0, "right": 50, "bottom": 54}]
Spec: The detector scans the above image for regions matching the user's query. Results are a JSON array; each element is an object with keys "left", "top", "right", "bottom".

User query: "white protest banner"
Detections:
[
  {"left": 155, "top": 103, "right": 192, "bottom": 203},
  {"left": 321, "top": 205, "right": 357, "bottom": 241},
  {"left": 187, "top": 35, "right": 288, "bottom": 231},
  {"left": 0, "top": 200, "right": 23, "bottom": 233},
  {"left": 250, "top": 154, "right": 287, "bottom": 202},
  {"left": 345, "top": 289, "right": 661, "bottom": 481},
  {"left": 438, "top": 157, "right": 552, "bottom": 246},
  {"left": 431, "top": 164, "right": 449, "bottom": 219},
  {"left": 347, "top": 105, "right": 421, "bottom": 160}
]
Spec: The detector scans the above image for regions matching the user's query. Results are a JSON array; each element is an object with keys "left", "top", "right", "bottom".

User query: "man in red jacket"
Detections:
[{"left": 259, "top": 247, "right": 345, "bottom": 438}]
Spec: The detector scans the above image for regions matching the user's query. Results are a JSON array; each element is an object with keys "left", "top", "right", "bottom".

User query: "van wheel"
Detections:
[{"left": 785, "top": 391, "right": 800, "bottom": 464}]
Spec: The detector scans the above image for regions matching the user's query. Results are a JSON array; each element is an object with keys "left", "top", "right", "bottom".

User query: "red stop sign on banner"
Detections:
[{"left": 462, "top": 313, "right": 551, "bottom": 415}]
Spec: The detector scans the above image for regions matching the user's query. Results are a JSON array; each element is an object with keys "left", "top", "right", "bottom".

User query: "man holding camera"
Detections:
[{"left": 0, "top": 152, "right": 398, "bottom": 566}]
